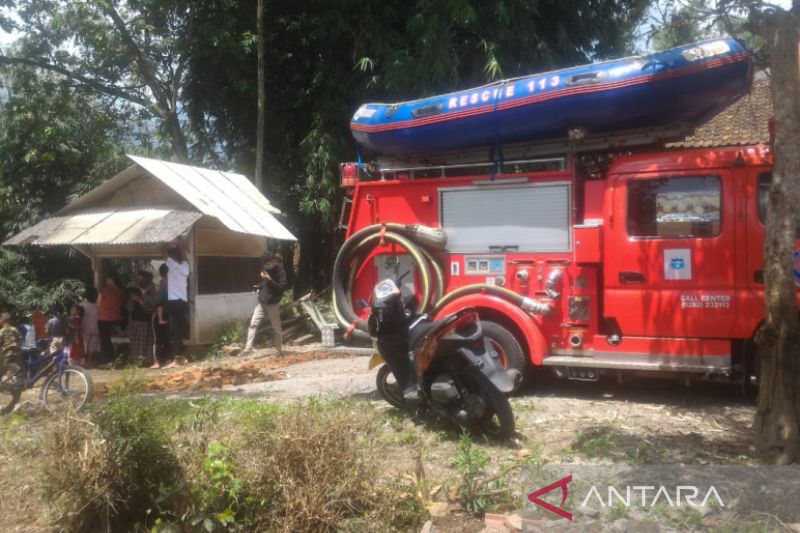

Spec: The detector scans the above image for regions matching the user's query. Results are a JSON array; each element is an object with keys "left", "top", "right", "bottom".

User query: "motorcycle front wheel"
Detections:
[
  {"left": 376, "top": 364, "right": 406, "bottom": 409},
  {"left": 460, "top": 367, "right": 516, "bottom": 440}
]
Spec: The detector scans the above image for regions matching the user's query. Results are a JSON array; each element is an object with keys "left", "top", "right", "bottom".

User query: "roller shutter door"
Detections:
[{"left": 440, "top": 183, "right": 571, "bottom": 253}]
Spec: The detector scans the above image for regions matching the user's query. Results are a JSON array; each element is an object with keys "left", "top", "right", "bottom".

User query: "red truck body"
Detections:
[{"left": 342, "top": 144, "right": 790, "bottom": 382}]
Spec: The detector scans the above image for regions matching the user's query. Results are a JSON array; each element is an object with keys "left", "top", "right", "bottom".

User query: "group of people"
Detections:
[
  {"left": 1, "top": 244, "right": 192, "bottom": 373},
  {"left": 91, "top": 245, "right": 191, "bottom": 369},
  {"left": 2, "top": 247, "right": 287, "bottom": 387}
]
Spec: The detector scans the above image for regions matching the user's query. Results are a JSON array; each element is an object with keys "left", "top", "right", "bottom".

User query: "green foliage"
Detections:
[
  {"left": 1, "top": 0, "right": 194, "bottom": 159},
  {"left": 0, "top": 0, "right": 649, "bottom": 293},
  {"left": 449, "top": 431, "right": 513, "bottom": 515},
  {"left": 190, "top": 441, "right": 244, "bottom": 531},
  {"left": 649, "top": 0, "right": 712, "bottom": 51},
  {"left": 574, "top": 427, "right": 621, "bottom": 458},
  {"left": 0, "top": 248, "right": 85, "bottom": 317},
  {"left": 204, "top": 320, "right": 246, "bottom": 359},
  {"left": 0, "top": 66, "right": 128, "bottom": 238},
  {"left": 182, "top": 0, "right": 648, "bottom": 288},
  {"left": 647, "top": 0, "right": 767, "bottom": 62}
]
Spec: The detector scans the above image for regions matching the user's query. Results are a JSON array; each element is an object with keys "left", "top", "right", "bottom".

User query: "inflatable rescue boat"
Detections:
[{"left": 350, "top": 38, "right": 752, "bottom": 155}]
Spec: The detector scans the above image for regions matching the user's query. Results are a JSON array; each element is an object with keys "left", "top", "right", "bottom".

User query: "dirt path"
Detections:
[
  {"left": 146, "top": 350, "right": 756, "bottom": 464},
  {"left": 151, "top": 354, "right": 377, "bottom": 401}
]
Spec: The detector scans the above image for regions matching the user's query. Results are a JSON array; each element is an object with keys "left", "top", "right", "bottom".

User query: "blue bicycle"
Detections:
[{"left": 0, "top": 342, "right": 93, "bottom": 414}]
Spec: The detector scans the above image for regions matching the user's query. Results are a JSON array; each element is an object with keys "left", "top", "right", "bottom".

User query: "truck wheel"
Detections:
[{"left": 481, "top": 321, "right": 526, "bottom": 393}]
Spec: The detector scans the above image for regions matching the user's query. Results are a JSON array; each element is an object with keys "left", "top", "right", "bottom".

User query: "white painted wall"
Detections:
[{"left": 195, "top": 292, "right": 257, "bottom": 344}]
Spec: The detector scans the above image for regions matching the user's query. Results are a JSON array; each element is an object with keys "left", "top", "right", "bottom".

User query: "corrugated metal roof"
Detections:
[
  {"left": 4, "top": 209, "right": 203, "bottom": 246},
  {"left": 126, "top": 155, "right": 296, "bottom": 241}
]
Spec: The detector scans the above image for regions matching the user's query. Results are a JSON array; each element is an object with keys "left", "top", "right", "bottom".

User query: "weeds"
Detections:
[
  {"left": 42, "top": 396, "right": 185, "bottom": 532},
  {"left": 205, "top": 320, "right": 246, "bottom": 359},
  {"left": 241, "top": 399, "right": 410, "bottom": 531},
  {"left": 36, "top": 396, "right": 428, "bottom": 532},
  {"left": 606, "top": 502, "right": 631, "bottom": 521},
  {"left": 574, "top": 427, "right": 620, "bottom": 459},
  {"left": 188, "top": 441, "right": 244, "bottom": 531},
  {"left": 448, "top": 432, "right": 515, "bottom": 515}
]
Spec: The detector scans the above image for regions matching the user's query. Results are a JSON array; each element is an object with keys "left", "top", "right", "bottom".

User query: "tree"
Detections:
[
  {"left": 0, "top": 0, "right": 194, "bottom": 161},
  {"left": 655, "top": 0, "right": 800, "bottom": 463},
  {"left": 183, "top": 0, "right": 648, "bottom": 292},
  {"left": 648, "top": 0, "right": 713, "bottom": 50},
  {"left": 746, "top": 0, "right": 800, "bottom": 465},
  {"left": 0, "top": 65, "right": 130, "bottom": 317},
  {"left": 255, "top": 0, "right": 266, "bottom": 192},
  {"left": 0, "top": 66, "right": 128, "bottom": 238}
]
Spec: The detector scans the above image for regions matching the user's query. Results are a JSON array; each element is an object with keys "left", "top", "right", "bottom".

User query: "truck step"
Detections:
[{"left": 541, "top": 354, "right": 731, "bottom": 374}]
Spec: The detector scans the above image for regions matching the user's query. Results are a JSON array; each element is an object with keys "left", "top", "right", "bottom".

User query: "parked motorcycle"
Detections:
[{"left": 367, "top": 272, "right": 515, "bottom": 439}]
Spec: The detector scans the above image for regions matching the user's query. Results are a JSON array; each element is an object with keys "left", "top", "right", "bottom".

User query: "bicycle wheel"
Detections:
[
  {"left": 40, "top": 365, "right": 93, "bottom": 412},
  {"left": 0, "top": 363, "right": 23, "bottom": 415}
]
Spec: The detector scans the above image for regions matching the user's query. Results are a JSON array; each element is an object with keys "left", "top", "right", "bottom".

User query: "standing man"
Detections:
[
  {"left": 164, "top": 244, "right": 190, "bottom": 368},
  {"left": 244, "top": 252, "right": 287, "bottom": 355}
]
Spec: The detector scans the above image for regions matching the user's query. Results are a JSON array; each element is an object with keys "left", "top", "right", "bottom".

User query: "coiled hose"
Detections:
[{"left": 333, "top": 223, "right": 552, "bottom": 339}]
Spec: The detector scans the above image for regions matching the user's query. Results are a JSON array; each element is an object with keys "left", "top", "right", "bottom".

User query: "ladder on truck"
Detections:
[{"left": 373, "top": 123, "right": 692, "bottom": 180}]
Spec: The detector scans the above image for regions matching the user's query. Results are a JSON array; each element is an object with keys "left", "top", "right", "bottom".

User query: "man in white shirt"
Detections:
[{"left": 164, "top": 244, "right": 190, "bottom": 367}]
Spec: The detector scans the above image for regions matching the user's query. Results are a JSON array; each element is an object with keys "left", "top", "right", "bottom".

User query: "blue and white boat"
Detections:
[{"left": 350, "top": 38, "right": 753, "bottom": 155}]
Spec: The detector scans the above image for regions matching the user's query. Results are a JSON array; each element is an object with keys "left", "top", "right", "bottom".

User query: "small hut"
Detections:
[{"left": 3, "top": 155, "right": 296, "bottom": 345}]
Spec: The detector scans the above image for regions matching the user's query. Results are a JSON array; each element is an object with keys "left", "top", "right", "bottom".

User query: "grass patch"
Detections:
[
  {"left": 573, "top": 427, "right": 621, "bottom": 459},
  {"left": 447, "top": 432, "right": 516, "bottom": 515}
]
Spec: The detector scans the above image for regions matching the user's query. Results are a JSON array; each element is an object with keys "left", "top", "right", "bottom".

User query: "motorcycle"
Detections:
[{"left": 366, "top": 272, "right": 516, "bottom": 439}]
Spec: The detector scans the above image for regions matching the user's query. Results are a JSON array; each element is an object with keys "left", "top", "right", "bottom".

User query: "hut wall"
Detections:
[{"left": 195, "top": 292, "right": 257, "bottom": 344}]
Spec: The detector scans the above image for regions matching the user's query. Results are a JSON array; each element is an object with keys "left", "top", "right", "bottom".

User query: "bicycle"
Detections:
[{"left": 0, "top": 341, "right": 93, "bottom": 414}]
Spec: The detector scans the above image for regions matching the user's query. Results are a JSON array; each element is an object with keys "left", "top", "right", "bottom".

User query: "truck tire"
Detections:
[{"left": 481, "top": 320, "right": 526, "bottom": 393}]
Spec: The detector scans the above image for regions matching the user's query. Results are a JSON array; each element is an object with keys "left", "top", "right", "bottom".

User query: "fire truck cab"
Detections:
[{"left": 340, "top": 142, "right": 786, "bottom": 386}]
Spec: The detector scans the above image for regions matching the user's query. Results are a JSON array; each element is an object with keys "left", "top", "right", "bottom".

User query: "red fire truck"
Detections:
[{"left": 334, "top": 134, "right": 788, "bottom": 390}]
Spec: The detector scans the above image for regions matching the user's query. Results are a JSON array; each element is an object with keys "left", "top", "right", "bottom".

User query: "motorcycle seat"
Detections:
[{"left": 408, "top": 313, "right": 459, "bottom": 349}]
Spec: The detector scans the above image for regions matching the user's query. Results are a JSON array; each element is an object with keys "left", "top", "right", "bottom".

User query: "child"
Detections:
[
  {"left": 80, "top": 287, "right": 100, "bottom": 366},
  {"left": 45, "top": 308, "right": 66, "bottom": 354},
  {"left": 67, "top": 304, "right": 85, "bottom": 366}
]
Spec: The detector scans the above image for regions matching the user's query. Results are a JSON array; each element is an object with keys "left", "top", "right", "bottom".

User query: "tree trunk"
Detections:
[
  {"left": 166, "top": 109, "right": 190, "bottom": 163},
  {"left": 754, "top": 4, "right": 800, "bottom": 465},
  {"left": 255, "top": 0, "right": 266, "bottom": 191}
]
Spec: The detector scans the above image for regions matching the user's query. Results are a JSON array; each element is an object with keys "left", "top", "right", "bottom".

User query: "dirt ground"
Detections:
[
  {"left": 0, "top": 347, "right": 758, "bottom": 532},
  {"left": 140, "top": 348, "right": 756, "bottom": 465}
]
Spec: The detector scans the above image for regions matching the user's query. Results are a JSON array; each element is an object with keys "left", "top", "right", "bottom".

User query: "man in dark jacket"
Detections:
[{"left": 243, "top": 252, "right": 287, "bottom": 355}]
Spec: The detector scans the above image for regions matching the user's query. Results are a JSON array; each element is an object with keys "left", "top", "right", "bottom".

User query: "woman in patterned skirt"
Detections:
[{"left": 126, "top": 286, "right": 153, "bottom": 365}]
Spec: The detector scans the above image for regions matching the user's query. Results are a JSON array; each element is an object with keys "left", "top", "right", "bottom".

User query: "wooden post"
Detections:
[
  {"left": 73, "top": 245, "right": 101, "bottom": 288},
  {"left": 188, "top": 228, "right": 198, "bottom": 347}
]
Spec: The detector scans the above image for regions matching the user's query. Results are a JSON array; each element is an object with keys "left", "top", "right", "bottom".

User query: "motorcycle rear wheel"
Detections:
[
  {"left": 376, "top": 364, "right": 406, "bottom": 409},
  {"left": 461, "top": 367, "right": 516, "bottom": 440}
]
